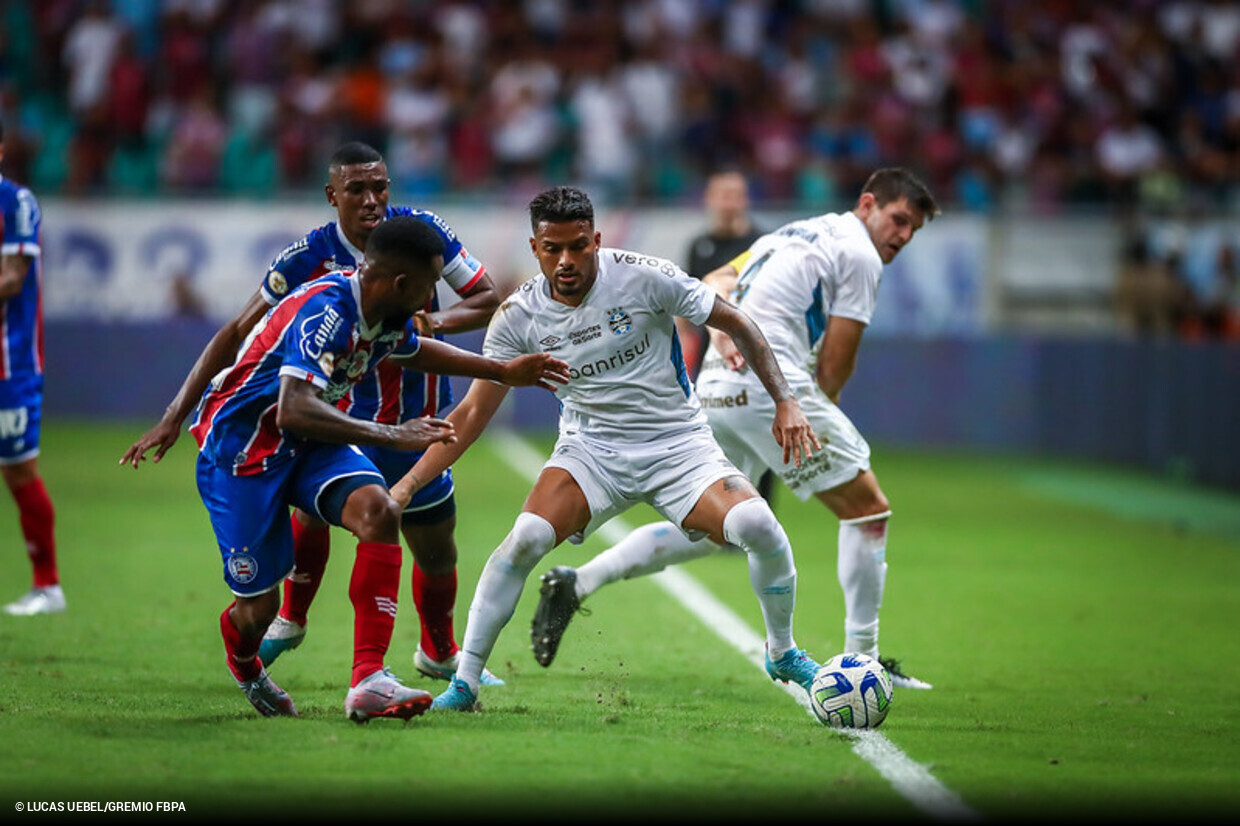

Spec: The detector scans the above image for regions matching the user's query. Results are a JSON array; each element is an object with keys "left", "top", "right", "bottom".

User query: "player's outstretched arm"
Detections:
[
  {"left": 119, "top": 291, "right": 271, "bottom": 469},
  {"left": 704, "top": 297, "right": 820, "bottom": 467},
  {"left": 395, "top": 337, "right": 570, "bottom": 390},
  {"left": 276, "top": 376, "right": 456, "bottom": 453},
  {"left": 390, "top": 378, "right": 510, "bottom": 508}
]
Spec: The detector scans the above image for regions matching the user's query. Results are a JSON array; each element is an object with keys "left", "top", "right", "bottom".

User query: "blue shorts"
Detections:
[
  {"left": 359, "top": 444, "right": 455, "bottom": 522},
  {"left": 0, "top": 373, "right": 43, "bottom": 465},
  {"left": 196, "top": 443, "right": 385, "bottom": 597}
]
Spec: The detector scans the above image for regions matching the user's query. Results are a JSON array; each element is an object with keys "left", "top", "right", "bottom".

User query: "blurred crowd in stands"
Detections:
[{"left": 1, "top": 0, "right": 1238, "bottom": 336}]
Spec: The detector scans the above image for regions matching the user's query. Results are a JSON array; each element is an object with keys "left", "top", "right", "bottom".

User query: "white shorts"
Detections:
[
  {"left": 696, "top": 372, "right": 870, "bottom": 501},
  {"left": 544, "top": 425, "right": 742, "bottom": 543}
]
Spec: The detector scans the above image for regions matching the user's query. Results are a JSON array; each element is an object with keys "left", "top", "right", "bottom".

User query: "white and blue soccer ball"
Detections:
[{"left": 809, "top": 652, "right": 894, "bottom": 729}]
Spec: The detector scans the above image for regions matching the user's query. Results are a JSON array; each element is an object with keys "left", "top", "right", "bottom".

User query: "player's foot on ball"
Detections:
[
  {"left": 344, "top": 668, "right": 433, "bottom": 723},
  {"left": 530, "top": 565, "right": 583, "bottom": 667},
  {"left": 257, "top": 615, "right": 305, "bottom": 667},
  {"left": 413, "top": 645, "right": 505, "bottom": 686},
  {"left": 878, "top": 656, "right": 933, "bottom": 690},
  {"left": 764, "top": 646, "right": 820, "bottom": 692},
  {"left": 430, "top": 676, "right": 479, "bottom": 712},
  {"left": 237, "top": 668, "right": 298, "bottom": 717}
]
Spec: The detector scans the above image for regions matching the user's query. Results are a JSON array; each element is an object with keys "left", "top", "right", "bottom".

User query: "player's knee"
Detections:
[
  {"left": 342, "top": 486, "right": 403, "bottom": 544},
  {"left": 722, "top": 497, "right": 788, "bottom": 553},
  {"left": 493, "top": 512, "right": 557, "bottom": 575}
]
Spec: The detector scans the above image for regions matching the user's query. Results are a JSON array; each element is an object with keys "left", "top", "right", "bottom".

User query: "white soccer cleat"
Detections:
[
  {"left": 413, "top": 645, "right": 505, "bottom": 686},
  {"left": 4, "top": 585, "right": 66, "bottom": 616},
  {"left": 344, "top": 667, "right": 433, "bottom": 723}
]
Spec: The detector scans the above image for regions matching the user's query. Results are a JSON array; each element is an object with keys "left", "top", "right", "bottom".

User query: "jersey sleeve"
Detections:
[
  {"left": 829, "top": 248, "right": 882, "bottom": 326},
  {"left": 276, "top": 293, "right": 349, "bottom": 391},
  {"left": 262, "top": 236, "right": 312, "bottom": 306},
  {"left": 481, "top": 299, "right": 527, "bottom": 363},
  {"left": 261, "top": 226, "right": 341, "bottom": 306},
  {"left": 649, "top": 260, "right": 716, "bottom": 326},
  {"left": 391, "top": 321, "right": 421, "bottom": 358},
  {"left": 1, "top": 187, "right": 41, "bottom": 257},
  {"left": 392, "top": 206, "right": 487, "bottom": 295}
]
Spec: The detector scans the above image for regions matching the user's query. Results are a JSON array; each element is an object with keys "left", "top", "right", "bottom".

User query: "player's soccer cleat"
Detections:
[
  {"left": 764, "top": 646, "right": 820, "bottom": 692},
  {"left": 430, "top": 676, "right": 478, "bottom": 712},
  {"left": 236, "top": 668, "right": 298, "bottom": 717},
  {"left": 3, "top": 585, "right": 66, "bottom": 616},
  {"left": 256, "top": 615, "right": 305, "bottom": 667},
  {"left": 530, "top": 565, "right": 583, "bottom": 667},
  {"left": 344, "top": 667, "right": 433, "bottom": 723},
  {"left": 413, "top": 645, "right": 505, "bottom": 686},
  {"left": 879, "top": 656, "right": 933, "bottom": 690}
]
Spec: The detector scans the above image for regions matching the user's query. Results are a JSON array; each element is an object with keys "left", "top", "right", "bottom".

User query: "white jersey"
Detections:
[
  {"left": 483, "top": 247, "right": 717, "bottom": 443},
  {"left": 698, "top": 210, "right": 881, "bottom": 389}
]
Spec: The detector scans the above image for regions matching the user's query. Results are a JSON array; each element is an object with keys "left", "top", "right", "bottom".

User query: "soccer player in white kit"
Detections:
[
  {"left": 390, "top": 186, "right": 822, "bottom": 711},
  {"left": 534, "top": 168, "right": 940, "bottom": 690}
]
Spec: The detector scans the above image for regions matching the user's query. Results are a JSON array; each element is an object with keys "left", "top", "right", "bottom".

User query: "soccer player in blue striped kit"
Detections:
[
  {"left": 1, "top": 122, "right": 62, "bottom": 617},
  {"left": 122, "top": 143, "right": 504, "bottom": 685},
  {"left": 188, "top": 216, "right": 567, "bottom": 720}
]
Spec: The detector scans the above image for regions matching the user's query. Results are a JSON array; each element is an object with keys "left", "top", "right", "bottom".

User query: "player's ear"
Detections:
[
  {"left": 325, "top": 183, "right": 337, "bottom": 207},
  {"left": 855, "top": 191, "right": 877, "bottom": 217}
]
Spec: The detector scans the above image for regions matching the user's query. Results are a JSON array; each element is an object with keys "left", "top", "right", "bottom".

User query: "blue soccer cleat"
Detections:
[
  {"left": 257, "top": 615, "right": 305, "bottom": 667},
  {"left": 430, "top": 676, "right": 478, "bottom": 712},
  {"left": 765, "top": 646, "right": 820, "bottom": 692}
]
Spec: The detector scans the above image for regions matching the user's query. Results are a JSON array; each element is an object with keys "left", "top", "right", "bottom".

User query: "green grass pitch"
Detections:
[{"left": 1, "top": 421, "right": 1237, "bottom": 822}]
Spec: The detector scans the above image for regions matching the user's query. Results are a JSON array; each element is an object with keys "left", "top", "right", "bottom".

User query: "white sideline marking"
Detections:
[{"left": 491, "top": 429, "right": 979, "bottom": 822}]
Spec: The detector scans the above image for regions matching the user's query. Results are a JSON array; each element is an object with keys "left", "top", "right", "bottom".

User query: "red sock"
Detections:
[
  {"left": 412, "top": 564, "right": 459, "bottom": 662},
  {"left": 280, "top": 517, "right": 331, "bottom": 626},
  {"left": 13, "top": 477, "right": 57, "bottom": 588},
  {"left": 349, "top": 542, "right": 401, "bottom": 687},
  {"left": 220, "top": 603, "right": 263, "bottom": 682}
]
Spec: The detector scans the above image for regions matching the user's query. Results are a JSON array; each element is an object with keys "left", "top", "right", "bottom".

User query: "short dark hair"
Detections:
[
  {"left": 365, "top": 216, "right": 445, "bottom": 274},
  {"left": 528, "top": 186, "right": 594, "bottom": 231},
  {"left": 329, "top": 141, "right": 384, "bottom": 173},
  {"left": 861, "top": 168, "right": 940, "bottom": 220}
]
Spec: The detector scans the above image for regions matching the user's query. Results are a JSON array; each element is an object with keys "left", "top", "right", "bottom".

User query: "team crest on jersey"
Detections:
[
  {"left": 343, "top": 348, "right": 370, "bottom": 379},
  {"left": 268, "top": 271, "right": 289, "bottom": 295},
  {"left": 227, "top": 552, "right": 258, "bottom": 584},
  {"left": 607, "top": 308, "right": 633, "bottom": 335}
]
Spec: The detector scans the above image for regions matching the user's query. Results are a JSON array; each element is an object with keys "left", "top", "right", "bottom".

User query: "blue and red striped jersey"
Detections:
[
  {"left": 262, "top": 206, "right": 485, "bottom": 424},
  {"left": 191, "top": 271, "right": 419, "bottom": 476},
  {"left": 0, "top": 175, "right": 43, "bottom": 381}
]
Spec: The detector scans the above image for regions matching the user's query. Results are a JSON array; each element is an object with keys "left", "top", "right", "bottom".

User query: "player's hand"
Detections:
[
  {"left": 412, "top": 311, "right": 434, "bottom": 337},
  {"left": 708, "top": 327, "right": 746, "bottom": 371},
  {"left": 391, "top": 416, "right": 457, "bottom": 452},
  {"left": 118, "top": 418, "right": 182, "bottom": 469},
  {"left": 771, "top": 399, "right": 820, "bottom": 468},
  {"left": 499, "top": 352, "right": 571, "bottom": 391}
]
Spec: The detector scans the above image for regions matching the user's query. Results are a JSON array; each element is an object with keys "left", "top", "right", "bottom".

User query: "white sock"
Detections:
[
  {"left": 838, "top": 511, "right": 890, "bottom": 658},
  {"left": 723, "top": 498, "right": 798, "bottom": 658},
  {"left": 575, "top": 521, "right": 718, "bottom": 600},
  {"left": 456, "top": 512, "right": 557, "bottom": 690}
]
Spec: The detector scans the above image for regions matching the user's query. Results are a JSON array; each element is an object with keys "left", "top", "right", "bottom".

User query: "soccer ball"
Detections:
[{"left": 809, "top": 652, "right": 894, "bottom": 729}]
